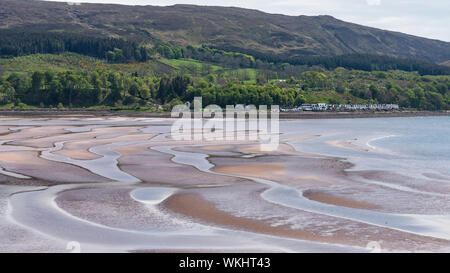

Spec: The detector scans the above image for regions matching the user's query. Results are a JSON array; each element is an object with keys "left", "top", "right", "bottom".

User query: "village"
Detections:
[{"left": 280, "top": 103, "right": 400, "bottom": 112}]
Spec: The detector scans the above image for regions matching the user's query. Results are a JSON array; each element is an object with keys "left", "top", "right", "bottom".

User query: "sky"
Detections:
[{"left": 49, "top": 0, "right": 450, "bottom": 42}]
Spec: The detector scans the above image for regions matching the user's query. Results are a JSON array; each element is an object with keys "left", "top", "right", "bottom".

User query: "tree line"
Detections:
[
  {"left": 0, "top": 70, "right": 155, "bottom": 108},
  {"left": 0, "top": 29, "right": 153, "bottom": 63},
  {"left": 0, "top": 68, "right": 448, "bottom": 110},
  {"left": 0, "top": 29, "right": 258, "bottom": 68},
  {"left": 3, "top": 29, "right": 448, "bottom": 76},
  {"left": 211, "top": 45, "right": 450, "bottom": 76}
]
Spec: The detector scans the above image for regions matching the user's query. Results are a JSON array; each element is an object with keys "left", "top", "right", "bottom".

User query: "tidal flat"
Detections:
[{"left": 0, "top": 115, "right": 449, "bottom": 253}]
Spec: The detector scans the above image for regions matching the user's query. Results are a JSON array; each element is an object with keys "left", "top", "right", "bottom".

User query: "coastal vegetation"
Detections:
[
  {"left": 0, "top": 53, "right": 448, "bottom": 110},
  {"left": 0, "top": 1, "right": 449, "bottom": 111}
]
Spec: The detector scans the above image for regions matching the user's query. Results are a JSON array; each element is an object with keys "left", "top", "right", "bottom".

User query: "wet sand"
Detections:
[
  {"left": 0, "top": 150, "right": 111, "bottom": 183},
  {"left": 116, "top": 142, "right": 248, "bottom": 186},
  {"left": 211, "top": 155, "right": 350, "bottom": 188},
  {"left": 214, "top": 163, "right": 288, "bottom": 178},
  {"left": 303, "top": 190, "right": 378, "bottom": 210},
  {"left": 327, "top": 139, "right": 371, "bottom": 153},
  {"left": 1, "top": 116, "right": 449, "bottom": 253},
  {"left": 161, "top": 191, "right": 448, "bottom": 251},
  {"left": 163, "top": 192, "right": 319, "bottom": 241}
]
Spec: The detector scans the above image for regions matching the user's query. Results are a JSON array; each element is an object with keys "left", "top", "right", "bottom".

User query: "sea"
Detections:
[{"left": 282, "top": 116, "right": 450, "bottom": 181}]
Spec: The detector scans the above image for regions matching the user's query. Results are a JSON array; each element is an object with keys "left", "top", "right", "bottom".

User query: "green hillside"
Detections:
[
  {"left": 0, "top": 52, "right": 448, "bottom": 111},
  {"left": 0, "top": 1, "right": 449, "bottom": 111}
]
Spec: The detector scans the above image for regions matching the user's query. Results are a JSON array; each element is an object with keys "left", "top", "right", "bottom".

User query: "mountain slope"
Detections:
[{"left": 0, "top": 0, "right": 449, "bottom": 64}]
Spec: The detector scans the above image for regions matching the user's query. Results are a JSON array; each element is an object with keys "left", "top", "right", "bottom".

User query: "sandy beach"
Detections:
[{"left": 0, "top": 115, "right": 449, "bottom": 253}]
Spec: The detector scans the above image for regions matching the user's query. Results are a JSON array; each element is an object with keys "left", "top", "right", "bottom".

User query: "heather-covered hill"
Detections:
[{"left": 0, "top": 0, "right": 449, "bottom": 64}]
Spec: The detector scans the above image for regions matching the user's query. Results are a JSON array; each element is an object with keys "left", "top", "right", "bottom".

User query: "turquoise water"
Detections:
[{"left": 282, "top": 116, "right": 450, "bottom": 179}]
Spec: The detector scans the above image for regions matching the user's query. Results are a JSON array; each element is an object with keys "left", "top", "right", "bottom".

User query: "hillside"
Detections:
[
  {"left": 0, "top": 0, "right": 448, "bottom": 112},
  {"left": 0, "top": 0, "right": 449, "bottom": 64},
  {"left": 0, "top": 52, "right": 448, "bottom": 111}
]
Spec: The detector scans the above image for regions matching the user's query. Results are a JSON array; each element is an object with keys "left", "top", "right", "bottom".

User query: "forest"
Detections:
[
  {"left": 0, "top": 64, "right": 448, "bottom": 111},
  {"left": 0, "top": 29, "right": 449, "bottom": 111},
  {"left": 1, "top": 29, "right": 450, "bottom": 75}
]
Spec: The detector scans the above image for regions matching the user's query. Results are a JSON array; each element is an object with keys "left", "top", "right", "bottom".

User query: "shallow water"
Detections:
[
  {"left": 283, "top": 117, "right": 450, "bottom": 178},
  {"left": 155, "top": 144, "right": 450, "bottom": 241},
  {"left": 130, "top": 187, "right": 176, "bottom": 205},
  {"left": 1, "top": 116, "right": 449, "bottom": 252}
]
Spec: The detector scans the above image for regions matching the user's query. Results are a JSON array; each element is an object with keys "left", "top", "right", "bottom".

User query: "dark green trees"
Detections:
[{"left": 157, "top": 75, "right": 192, "bottom": 103}]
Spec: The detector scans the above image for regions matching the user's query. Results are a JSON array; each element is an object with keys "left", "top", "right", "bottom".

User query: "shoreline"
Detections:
[
  {"left": 1, "top": 116, "right": 450, "bottom": 252},
  {"left": 0, "top": 110, "right": 448, "bottom": 119}
]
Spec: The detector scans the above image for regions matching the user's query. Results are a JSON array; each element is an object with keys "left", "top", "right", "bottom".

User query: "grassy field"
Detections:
[
  {"left": 0, "top": 53, "right": 233, "bottom": 78},
  {"left": 0, "top": 54, "right": 264, "bottom": 84},
  {"left": 0, "top": 53, "right": 171, "bottom": 77},
  {"left": 0, "top": 53, "right": 105, "bottom": 75},
  {"left": 159, "top": 58, "right": 223, "bottom": 74}
]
